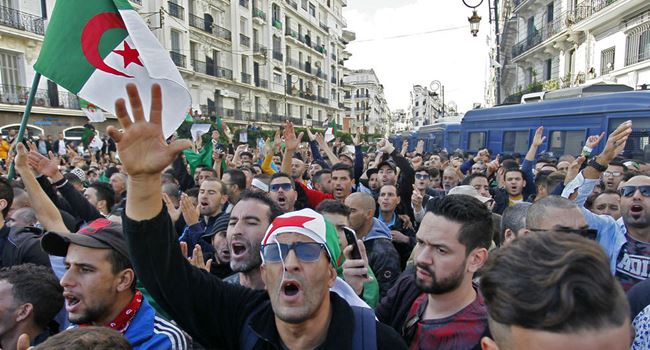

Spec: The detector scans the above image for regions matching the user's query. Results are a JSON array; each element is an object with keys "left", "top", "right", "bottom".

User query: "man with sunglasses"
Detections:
[
  {"left": 568, "top": 121, "right": 650, "bottom": 290},
  {"left": 268, "top": 173, "right": 299, "bottom": 212},
  {"left": 116, "top": 84, "right": 406, "bottom": 349},
  {"left": 525, "top": 196, "right": 597, "bottom": 240}
]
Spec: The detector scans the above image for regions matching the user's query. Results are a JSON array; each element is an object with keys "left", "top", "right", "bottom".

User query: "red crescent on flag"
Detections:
[{"left": 81, "top": 12, "right": 132, "bottom": 78}]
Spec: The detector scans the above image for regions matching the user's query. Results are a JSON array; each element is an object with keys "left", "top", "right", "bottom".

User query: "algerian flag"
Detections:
[
  {"left": 79, "top": 98, "right": 106, "bottom": 122},
  {"left": 33, "top": 0, "right": 191, "bottom": 138},
  {"left": 324, "top": 120, "right": 337, "bottom": 143},
  {"left": 90, "top": 134, "right": 104, "bottom": 150},
  {"left": 182, "top": 143, "right": 213, "bottom": 175},
  {"left": 190, "top": 124, "right": 211, "bottom": 142},
  {"left": 81, "top": 124, "right": 96, "bottom": 148}
]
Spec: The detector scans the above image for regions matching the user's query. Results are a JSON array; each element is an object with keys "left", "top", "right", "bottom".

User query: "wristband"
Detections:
[
  {"left": 587, "top": 158, "right": 607, "bottom": 172},
  {"left": 581, "top": 146, "right": 592, "bottom": 157}
]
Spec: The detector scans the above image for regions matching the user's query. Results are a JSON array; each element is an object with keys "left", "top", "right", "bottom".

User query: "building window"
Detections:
[
  {"left": 600, "top": 47, "right": 615, "bottom": 75},
  {"left": 309, "top": 3, "right": 316, "bottom": 17},
  {"left": 415, "top": 101, "right": 418, "bottom": 106},
  {"left": 625, "top": 24, "right": 650, "bottom": 66},
  {"left": 546, "top": 3, "right": 554, "bottom": 23},
  {"left": 272, "top": 3, "right": 280, "bottom": 22},
  {"left": 0, "top": 51, "right": 22, "bottom": 87},
  {"left": 503, "top": 131, "right": 529, "bottom": 153},
  {"left": 468, "top": 132, "right": 486, "bottom": 151},
  {"left": 545, "top": 58, "right": 552, "bottom": 80}
]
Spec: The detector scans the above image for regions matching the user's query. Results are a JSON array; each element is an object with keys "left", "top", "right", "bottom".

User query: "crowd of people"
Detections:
[{"left": 0, "top": 83, "right": 646, "bottom": 349}]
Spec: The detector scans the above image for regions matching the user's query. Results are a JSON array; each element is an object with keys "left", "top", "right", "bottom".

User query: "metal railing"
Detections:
[
  {"left": 273, "top": 50, "right": 283, "bottom": 61},
  {"left": 286, "top": 0, "right": 298, "bottom": 10},
  {"left": 253, "top": 7, "right": 266, "bottom": 21},
  {"left": 319, "top": 21, "right": 329, "bottom": 32},
  {"left": 240, "top": 33, "right": 250, "bottom": 47},
  {"left": 191, "top": 59, "right": 207, "bottom": 74},
  {"left": 314, "top": 70, "right": 327, "bottom": 80},
  {"left": 217, "top": 67, "right": 233, "bottom": 80},
  {"left": 572, "top": 0, "right": 620, "bottom": 24},
  {"left": 0, "top": 84, "right": 80, "bottom": 109},
  {"left": 0, "top": 5, "right": 44, "bottom": 35},
  {"left": 318, "top": 97, "right": 329, "bottom": 104},
  {"left": 512, "top": 10, "right": 569, "bottom": 59},
  {"left": 253, "top": 42, "right": 266, "bottom": 54},
  {"left": 255, "top": 79, "right": 269, "bottom": 89},
  {"left": 170, "top": 51, "right": 186, "bottom": 67},
  {"left": 189, "top": 14, "right": 211, "bottom": 33},
  {"left": 167, "top": 1, "right": 184, "bottom": 19},
  {"left": 214, "top": 25, "right": 232, "bottom": 41},
  {"left": 272, "top": 19, "right": 282, "bottom": 30},
  {"left": 241, "top": 72, "right": 252, "bottom": 84}
]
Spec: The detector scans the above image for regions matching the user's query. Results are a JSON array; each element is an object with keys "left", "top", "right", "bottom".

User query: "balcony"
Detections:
[
  {"left": 0, "top": 84, "right": 80, "bottom": 109},
  {"left": 272, "top": 19, "right": 282, "bottom": 30},
  {"left": 240, "top": 33, "right": 250, "bottom": 47},
  {"left": 253, "top": 42, "right": 267, "bottom": 56},
  {"left": 511, "top": 10, "right": 569, "bottom": 60},
  {"left": 216, "top": 67, "right": 233, "bottom": 80},
  {"left": 573, "top": 0, "right": 620, "bottom": 24},
  {"left": 241, "top": 72, "right": 252, "bottom": 84},
  {"left": 338, "top": 102, "right": 345, "bottom": 108},
  {"left": 344, "top": 93, "right": 351, "bottom": 99},
  {"left": 170, "top": 51, "right": 186, "bottom": 68},
  {"left": 255, "top": 79, "right": 269, "bottom": 89},
  {"left": 319, "top": 21, "right": 329, "bottom": 32},
  {"left": 253, "top": 7, "right": 266, "bottom": 22},
  {"left": 331, "top": 76, "right": 336, "bottom": 84},
  {"left": 239, "top": 0, "right": 249, "bottom": 8},
  {"left": 168, "top": 1, "right": 184, "bottom": 20},
  {"left": 189, "top": 14, "right": 212, "bottom": 33},
  {"left": 191, "top": 59, "right": 234, "bottom": 81},
  {"left": 314, "top": 70, "right": 327, "bottom": 81},
  {"left": 0, "top": 5, "right": 45, "bottom": 36},
  {"left": 286, "top": 0, "right": 298, "bottom": 10},
  {"left": 318, "top": 97, "right": 329, "bottom": 104},
  {"left": 214, "top": 25, "right": 232, "bottom": 41},
  {"left": 272, "top": 50, "right": 283, "bottom": 61}
]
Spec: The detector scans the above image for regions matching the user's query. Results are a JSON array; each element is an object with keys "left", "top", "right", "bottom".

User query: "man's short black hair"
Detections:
[
  {"left": 312, "top": 169, "right": 332, "bottom": 185},
  {"left": 89, "top": 182, "right": 116, "bottom": 212},
  {"left": 414, "top": 167, "right": 434, "bottom": 177},
  {"left": 480, "top": 231, "right": 629, "bottom": 338},
  {"left": 223, "top": 169, "right": 246, "bottom": 190},
  {"left": 316, "top": 199, "right": 351, "bottom": 217},
  {"left": 425, "top": 194, "right": 493, "bottom": 253},
  {"left": 0, "top": 264, "right": 63, "bottom": 329},
  {"left": 331, "top": 163, "right": 354, "bottom": 179},
  {"left": 270, "top": 172, "right": 295, "bottom": 189},
  {"left": 106, "top": 250, "right": 136, "bottom": 293},
  {"left": 0, "top": 177, "right": 13, "bottom": 217},
  {"left": 239, "top": 190, "right": 284, "bottom": 222},
  {"left": 504, "top": 167, "right": 525, "bottom": 179},
  {"left": 462, "top": 172, "right": 489, "bottom": 186}
]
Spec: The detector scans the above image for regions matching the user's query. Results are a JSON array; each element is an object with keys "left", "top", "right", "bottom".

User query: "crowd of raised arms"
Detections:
[{"left": 0, "top": 84, "right": 646, "bottom": 350}]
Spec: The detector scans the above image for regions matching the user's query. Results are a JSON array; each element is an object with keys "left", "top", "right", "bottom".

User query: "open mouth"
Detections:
[
  {"left": 281, "top": 280, "right": 302, "bottom": 297},
  {"left": 231, "top": 242, "right": 247, "bottom": 256},
  {"left": 631, "top": 204, "right": 644, "bottom": 215},
  {"left": 64, "top": 292, "right": 81, "bottom": 310}
]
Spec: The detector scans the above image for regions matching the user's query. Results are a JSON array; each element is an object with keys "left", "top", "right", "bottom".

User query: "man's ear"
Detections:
[
  {"left": 503, "top": 228, "right": 515, "bottom": 244},
  {"left": 480, "top": 336, "right": 500, "bottom": 350},
  {"left": 116, "top": 268, "right": 135, "bottom": 293},
  {"left": 15, "top": 303, "right": 33, "bottom": 323},
  {"left": 467, "top": 247, "right": 488, "bottom": 273}
]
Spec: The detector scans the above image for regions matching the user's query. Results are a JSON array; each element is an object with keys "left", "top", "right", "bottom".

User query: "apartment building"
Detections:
[
  {"left": 409, "top": 84, "right": 446, "bottom": 128},
  {"left": 0, "top": 0, "right": 116, "bottom": 138},
  {"left": 499, "top": 0, "right": 650, "bottom": 103},
  {"left": 342, "top": 68, "right": 390, "bottom": 135},
  {"left": 391, "top": 108, "right": 411, "bottom": 133},
  {"left": 0, "top": 0, "right": 354, "bottom": 137},
  {"left": 153, "top": 0, "right": 353, "bottom": 129}
]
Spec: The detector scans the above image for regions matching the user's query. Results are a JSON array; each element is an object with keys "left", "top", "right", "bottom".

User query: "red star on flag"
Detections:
[
  {"left": 264, "top": 215, "right": 316, "bottom": 244},
  {"left": 113, "top": 41, "right": 143, "bottom": 68}
]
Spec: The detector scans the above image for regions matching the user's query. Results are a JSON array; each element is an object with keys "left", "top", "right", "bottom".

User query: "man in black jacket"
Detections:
[{"left": 112, "top": 84, "right": 407, "bottom": 349}]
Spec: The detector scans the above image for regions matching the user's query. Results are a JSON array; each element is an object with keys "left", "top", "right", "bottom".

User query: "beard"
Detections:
[
  {"left": 414, "top": 261, "right": 465, "bottom": 295},
  {"left": 69, "top": 302, "right": 112, "bottom": 325},
  {"left": 230, "top": 240, "right": 262, "bottom": 273}
]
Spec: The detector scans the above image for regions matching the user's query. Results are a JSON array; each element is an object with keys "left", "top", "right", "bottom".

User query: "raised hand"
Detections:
[
  {"left": 179, "top": 242, "right": 212, "bottom": 272},
  {"left": 306, "top": 128, "right": 316, "bottom": 142},
  {"left": 162, "top": 192, "right": 182, "bottom": 224},
  {"left": 599, "top": 121, "right": 632, "bottom": 163},
  {"left": 585, "top": 132, "right": 605, "bottom": 150},
  {"left": 180, "top": 193, "right": 200, "bottom": 226},
  {"left": 106, "top": 84, "right": 191, "bottom": 179},
  {"left": 28, "top": 151, "right": 61, "bottom": 179},
  {"left": 531, "top": 126, "right": 546, "bottom": 147},
  {"left": 564, "top": 156, "right": 586, "bottom": 185},
  {"left": 283, "top": 121, "right": 304, "bottom": 152}
]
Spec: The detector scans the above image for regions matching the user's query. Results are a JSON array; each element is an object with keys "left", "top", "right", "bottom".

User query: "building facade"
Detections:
[
  {"left": 499, "top": 0, "right": 650, "bottom": 103},
  {"left": 0, "top": 0, "right": 355, "bottom": 137},
  {"left": 342, "top": 68, "right": 390, "bottom": 135},
  {"left": 409, "top": 84, "right": 447, "bottom": 128},
  {"left": 391, "top": 108, "right": 411, "bottom": 133}
]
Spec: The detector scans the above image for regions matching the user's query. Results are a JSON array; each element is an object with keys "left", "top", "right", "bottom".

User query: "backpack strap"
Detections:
[
  {"left": 351, "top": 306, "right": 377, "bottom": 350},
  {"left": 239, "top": 301, "right": 270, "bottom": 350}
]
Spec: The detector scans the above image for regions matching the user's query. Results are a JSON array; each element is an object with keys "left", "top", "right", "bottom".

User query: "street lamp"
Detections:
[
  {"left": 462, "top": 0, "right": 483, "bottom": 36},
  {"left": 468, "top": 10, "right": 481, "bottom": 37},
  {"left": 430, "top": 80, "right": 445, "bottom": 121}
]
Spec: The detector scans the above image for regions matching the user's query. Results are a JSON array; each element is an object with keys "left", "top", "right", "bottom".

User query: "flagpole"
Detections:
[{"left": 8, "top": 73, "right": 41, "bottom": 181}]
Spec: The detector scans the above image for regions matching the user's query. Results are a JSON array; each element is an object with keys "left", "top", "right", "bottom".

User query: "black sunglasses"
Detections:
[
  {"left": 620, "top": 186, "right": 650, "bottom": 198},
  {"left": 528, "top": 228, "right": 598, "bottom": 240}
]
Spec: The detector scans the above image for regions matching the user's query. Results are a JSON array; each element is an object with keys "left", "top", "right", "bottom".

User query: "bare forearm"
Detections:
[
  {"left": 525, "top": 145, "right": 539, "bottom": 161},
  {"left": 320, "top": 143, "right": 338, "bottom": 165},
  {"left": 126, "top": 175, "right": 163, "bottom": 221},
  {"left": 281, "top": 148, "right": 293, "bottom": 174},
  {"left": 16, "top": 166, "right": 68, "bottom": 232}
]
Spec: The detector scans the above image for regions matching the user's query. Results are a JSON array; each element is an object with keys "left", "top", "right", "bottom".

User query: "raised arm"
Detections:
[
  {"left": 280, "top": 121, "right": 303, "bottom": 175},
  {"left": 14, "top": 144, "right": 69, "bottom": 233}
]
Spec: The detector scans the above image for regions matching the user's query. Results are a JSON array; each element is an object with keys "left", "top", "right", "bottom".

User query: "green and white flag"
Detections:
[
  {"left": 324, "top": 120, "right": 337, "bottom": 143},
  {"left": 34, "top": 0, "right": 190, "bottom": 138},
  {"left": 79, "top": 98, "right": 106, "bottom": 123}
]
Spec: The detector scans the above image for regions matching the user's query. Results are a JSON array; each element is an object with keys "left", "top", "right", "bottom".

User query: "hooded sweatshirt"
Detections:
[{"left": 361, "top": 218, "right": 402, "bottom": 297}]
